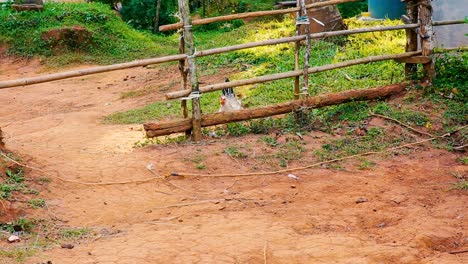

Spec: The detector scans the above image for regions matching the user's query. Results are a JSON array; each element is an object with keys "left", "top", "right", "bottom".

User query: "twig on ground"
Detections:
[
  {"left": 449, "top": 249, "right": 468, "bottom": 255},
  {"left": 45, "top": 202, "right": 66, "bottom": 222},
  {"left": 263, "top": 240, "right": 268, "bottom": 264},
  {"left": 370, "top": 113, "right": 435, "bottom": 137},
  {"left": 225, "top": 180, "right": 238, "bottom": 191},
  {"left": 153, "top": 199, "right": 224, "bottom": 209}
]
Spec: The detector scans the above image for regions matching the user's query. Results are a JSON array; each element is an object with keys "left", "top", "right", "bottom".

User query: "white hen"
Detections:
[{"left": 219, "top": 78, "right": 242, "bottom": 112}]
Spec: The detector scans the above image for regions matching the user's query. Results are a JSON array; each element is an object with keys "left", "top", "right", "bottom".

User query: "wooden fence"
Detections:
[{"left": 0, "top": 0, "right": 466, "bottom": 141}]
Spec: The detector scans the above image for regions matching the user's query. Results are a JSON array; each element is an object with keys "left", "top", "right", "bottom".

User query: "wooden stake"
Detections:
[
  {"left": 178, "top": 0, "right": 202, "bottom": 141},
  {"left": 145, "top": 83, "right": 408, "bottom": 137},
  {"left": 419, "top": 0, "right": 435, "bottom": 80},
  {"left": 178, "top": 34, "right": 189, "bottom": 119},
  {"left": 294, "top": 0, "right": 301, "bottom": 100},
  {"left": 404, "top": 0, "right": 418, "bottom": 79},
  {"left": 299, "top": 0, "right": 311, "bottom": 98}
]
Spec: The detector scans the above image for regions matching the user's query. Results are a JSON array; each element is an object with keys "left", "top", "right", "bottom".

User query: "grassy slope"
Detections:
[{"left": 0, "top": 2, "right": 178, "bottom": 65}]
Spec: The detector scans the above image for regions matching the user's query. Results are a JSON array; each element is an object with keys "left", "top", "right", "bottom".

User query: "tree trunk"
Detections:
[{"left": 153, "top": 0, "right": 162, "bottom": 33}]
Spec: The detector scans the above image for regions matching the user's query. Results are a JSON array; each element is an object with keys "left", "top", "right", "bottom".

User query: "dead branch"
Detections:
[{"left": 370, "top": 113, "right": 435, "bottom": 137}]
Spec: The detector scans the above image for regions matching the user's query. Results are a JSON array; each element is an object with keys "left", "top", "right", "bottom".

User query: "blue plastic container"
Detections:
[{"left": 369, "top": 0, "right": 406, "bottom": 19}]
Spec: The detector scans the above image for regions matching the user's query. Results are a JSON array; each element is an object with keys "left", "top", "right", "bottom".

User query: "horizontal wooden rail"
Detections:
[
  {"left": 432, "top": 19, "right": 466, "bottom": 26},
  {"left": 166, "top": 51, "right": 421, "bottom": 99},
  {"left": 0, "top": 54, "right": 186, "bottom": 89},
  {"left": 196, "top": 23, "right": 419, "bottom": 57},
  {"left": 159, "top": 0, "right": 361, "bottom": 31},
  {"left": 145, "top": 83, "right": 408, "bottom": 137},
  {"left": 0, "top": 20, "right": 462, "bottom": 90}
]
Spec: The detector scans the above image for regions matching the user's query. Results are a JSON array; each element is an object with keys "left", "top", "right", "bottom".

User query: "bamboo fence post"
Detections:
[
  {"left": 178, "top": 29, "right": 190, "bottom": 136},
  {"left": 419, "top": 0, "right": 435, "bottom": 80},
  {"left": 294, "top": 0, "right": 301, "bottom": 100},
  {"left": 299, "top": 0, "right": 311, "bottom": 98},
  {"left": 404, "top": 0, "right": 418, "bottom": 79},
  {"left": 178, "top": 0, "right": 202, "bottom": 141},
  {"left": 178, "top": 33, "right": 188, "bottom": 118}
]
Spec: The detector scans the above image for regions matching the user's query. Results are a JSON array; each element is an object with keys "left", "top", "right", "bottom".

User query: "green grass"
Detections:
[
  {"left": 60, "top": 228, "right": 91, "bottom": 239},
  {"left": 1, "top": 167, "right": 25, "bottom": 199},
  {"left": 451, "top": 172, "right": 468, "bottom": 191},
  {"left": 224, "top": 146, "right": 248, "bottom": 158},
  {"left": 0, "top": 217, "right": 36, "bottom": 233},
  {"left": 0, "top": 248, "right": 36, "bottom": 263},
  {"left": 313, "top": 127, "right": 413, "bottom": 161},
  {"left": 451, "top": 180, "right": 468, "bottom": 191},
  {"left": 458, "top": 157, "right": 468, "bottom": 165},
  {"left": 105, "top": 17, "right": 409, "bottom": 125},
  {"left": 28, "top": 198, "right": 46, "bottom": 209}
]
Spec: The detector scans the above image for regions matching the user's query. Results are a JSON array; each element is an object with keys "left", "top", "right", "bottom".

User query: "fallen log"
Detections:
[{"left": 145, "top": 82, "right": 408, "bottom": 137}]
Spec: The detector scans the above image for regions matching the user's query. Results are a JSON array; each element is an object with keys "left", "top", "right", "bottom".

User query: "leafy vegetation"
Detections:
[
  {"left": 337, "top": 0, "right": 368, "bottom": 18},
  {"left": 224, "top": 146, "right": 248, "bottom": 158},
  {"left": 1, "top": 167, "right": 25, "bottom": 199},
  {"left": 28, "top": 198, "right": 46, "bottom": 209},
  {"left": 0, "top": 217, "right": 36, "bottom": 233},
  {"left": 120, "top": 0, "right": 177, "bottom": 32},
  {"left": 60, "top": 228, "right": 91, "bottom": 239},
  {"left": 0, "top": 248, "right": 36, "bottom": 263}
]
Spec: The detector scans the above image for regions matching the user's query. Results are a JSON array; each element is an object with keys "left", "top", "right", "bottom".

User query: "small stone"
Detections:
[
  {"left": 166, "top": 103, "right": 172, "bottom": 109},
  {"left": 8, "top": 235, "right": 20, "bottom": 243},
  {"left": 61, "top": 243, "right": 74, "bottom": 249},
  {"left": 208, "top": 131, "right": 218, "bottom": 138},
  {"left": 390, "top": 195, "right": 406, "bottom": 204},
  {"left": 355, "top": 197, "right": 368, "bottom": 204},
  {"left": 287, "top": 174, "right": 299, "bottom": 180},
  {"left": 290, "top": 185, "right": 296, "bottom": 189},
  {"left": 377, "top": 222, "right": 386, "bottom": 228}
]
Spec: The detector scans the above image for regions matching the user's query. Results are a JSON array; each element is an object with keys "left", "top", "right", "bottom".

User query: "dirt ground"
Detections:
[{"left": 0, "top": 58, "right": 467, "bottom": 264}]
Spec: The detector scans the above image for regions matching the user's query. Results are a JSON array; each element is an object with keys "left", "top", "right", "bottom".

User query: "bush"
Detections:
[
  {"left": 338, "top": 0, "right": 368, "bottom": 18},
  {"left": 120, "top": 0, "right": 176, "bottom": 32},
  {"left": 432, "top": 52, "right": 468, "bottom": 101}
]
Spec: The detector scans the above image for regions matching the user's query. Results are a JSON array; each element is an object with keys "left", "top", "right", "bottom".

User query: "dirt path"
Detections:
[{"left": 0, "top": 59, "right": 467, "bottom": 263}]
